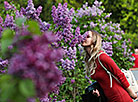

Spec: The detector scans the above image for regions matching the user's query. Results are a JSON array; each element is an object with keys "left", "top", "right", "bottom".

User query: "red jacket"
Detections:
[
  {"left": 132, "top": 53, "right": 138, "bottom": 68},
  {"left": 91, "top": 51, "right": 133, "bottom": 102}
]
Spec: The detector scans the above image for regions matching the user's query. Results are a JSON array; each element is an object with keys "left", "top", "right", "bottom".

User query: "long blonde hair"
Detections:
[{"left": 84, "top": 31, "right": 102, "bottom": 76}]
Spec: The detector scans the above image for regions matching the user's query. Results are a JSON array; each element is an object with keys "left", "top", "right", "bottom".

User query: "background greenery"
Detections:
[{"left": 1, "top": 0, "right": 136, "bottom": 48}]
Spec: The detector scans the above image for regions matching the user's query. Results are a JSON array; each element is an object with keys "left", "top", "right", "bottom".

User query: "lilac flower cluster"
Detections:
[
  {"left": 71, "top": 79, "right": 75, "bottom": 84},
  {"left": 0, "top": 16, "right": 3, "bottom": 24},
  {"left": 0, "top": 14, "right": 17, "bottom": 32},
  {"left": 69, "top": 27, "right": 89, "bottom": 47},
  {"left": 60, "top": 29, "right": 87, "bottom": 70},
  {"left": 52, "top": 3, "right": 74, "bottom": 42},
  {"left": 20, "top": 0, "right": 50, "bottom": 32},
  {"left": 122, "top": 40, "right": 127, "bottom": 57},
  {"left": 102, "top": 41, "right": 113, "bottom": 56},
  {"left": 60, "top": 59, "right": 75, "bottom": 70},
  {"left": 0, "top": 25, "right": 3, "bottom": 37},
  {"left": 113, "top": 34, "right": 122, "bottom": 40},
  {"left": 40, "top": 94, "right": 65, "bottom": 102},
  {"left": 60, "top": 46, "right": 77, "bottom": 70},
  {"left": 99, "top": 20, "right": 125, "bottom": 34},
  {"left": 0, "top": 59, "right": 8, "bottom": 73},
  {"left": 75, "top": 1, "right": 104, "bottom": 18},
  {"left": 4, "top": 0, "right": 50, "bottom": 32},
  {"left": 64, "top": 47, "right": 77, "bottom": 59},
  {"left": 52, "top": 77, "right": 66, "bottom": 95},
  {"left": 8, "top": 31, "right": 64, "bottom": 97},
  {"left": 90, "top": 22, "right": 97, "bottom": 28},
  {"left": 3, "top": 14, "right": 16, "bottom": 30},
  {"left": 4, "top": 1, "right": 15, "bottom": 11}
]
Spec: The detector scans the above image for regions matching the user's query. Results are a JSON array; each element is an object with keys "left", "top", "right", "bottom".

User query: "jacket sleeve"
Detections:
[{"left": 99, "top": 53, "right": 130, "bottom": 89}]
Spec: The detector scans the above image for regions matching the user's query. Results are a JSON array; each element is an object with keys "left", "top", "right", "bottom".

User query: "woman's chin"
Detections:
[{"left": 82, "top": 44, "right": 89, "bottom": 47}]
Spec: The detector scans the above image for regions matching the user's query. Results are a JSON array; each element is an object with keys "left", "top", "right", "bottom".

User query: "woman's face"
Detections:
[
  {"left": 82, "top": 31, "right": 93, "bottom": 47},
  {"left": 135, "top": 49, "right": 138, "bottom": 53}
]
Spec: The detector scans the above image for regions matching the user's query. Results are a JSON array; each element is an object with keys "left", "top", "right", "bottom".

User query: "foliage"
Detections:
[
  {"left": 100, "top": 0, "right": 138, "bottom": 48},
  {"left": 0, "top": 74, "right": 36, "bottom": 102},
  {"left": 0, "top": 0, "right": 135, "bottom": 102}
]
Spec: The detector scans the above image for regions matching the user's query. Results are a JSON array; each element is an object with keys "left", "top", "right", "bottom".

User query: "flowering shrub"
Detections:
[
  {"left": 8, "top": 31, "right": 64, "bottom": 98},
  {"left": 49, "top": 0, "right": 134, "bottom": 101},
  {"left": 0, "top": 0, "right": 134, "bottom": 102}
]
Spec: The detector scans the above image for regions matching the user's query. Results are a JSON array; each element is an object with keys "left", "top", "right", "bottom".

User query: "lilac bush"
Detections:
[
  {"left": 8, "top": 31, "right": 64, "bottom": 98},
  {"left": 72, "top": 0, "right": 133, "bottom": 68},
  {"left": 49, "top": 0, "right": 134, "bottom": 101},
  {"left": 0, "top": 0, "right": 134, "bottom": 101}
]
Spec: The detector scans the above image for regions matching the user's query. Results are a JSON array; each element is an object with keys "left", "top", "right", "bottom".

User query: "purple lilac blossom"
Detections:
[
  {"left": 13, "top": 0, "right": 50, "bottom": 32},
  {"left": 0, "top": 26, "right": 3, "bottom": 37},
  {"left": 4, "top": 1, "right": 15, "bottom": 10},
  {"left": 122, "top": 40, "right": 127, "bottom": 57},
  {"left": 63, "top": 47, "right": 77, "bottom": 60},
  {"left": 90, "top": 22, "right": 97, "bottom": 28},
  {"left": 52, "top": 77, "right": 66, "bottom": 95},
  {"left": 0, "top": 59, "right": 8, "bottom": 73},
  {"left": 78, "top": 44, "right": 84, "bottom": 55},
  {"left": 114, "top": 34, "right": 122, "bottom": 40},
  {"left": 113, "top": 41, "right": 118, "bottom": 44},
  {"left": 83, "top": 25, "right": 88, "bottom": 28},
  {"left": 60, "top": 59, "right": 75, "bottom": 70},
  {"left": 102, "top": 41, "right": 113, "bottom": 56},
  {"left": 15, "top": 10, "right": 24, "bottom": 18},
  {"left": 104, "top": 13, "right": 112, "bottom": 19},
  {"left": 94, "top": 0, "right": 102, "bottom": 7},
  {"left": 51, "top": 3, "right": 74, "bottom": 43},
  {"left": 108, "top": 36, "right": 112, "bottom": 40},
  {"left": 75, "top": 1, "right": 104, "bottom": 18},
  {"left": 8, "top": 31, "right": 64, "bottom": 97},
  {"left": 71, "top": 79, "right": 75, "bottom": 83},
  {"left": 0, "top": 16, "right": 3, "bottom": 24},
  {"left": 3, "top": 14, "right": 16, "bottom": 30}
]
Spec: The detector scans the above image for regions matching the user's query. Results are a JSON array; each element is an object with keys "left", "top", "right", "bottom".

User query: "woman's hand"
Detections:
[
  {"left": 126, "top": 86, "right": 137, "bottom": 99},
  {"left": 129, "top": 92, "right": 137, "bottom": 99},
  {"left": 92, "top": 89, "right": 100, "bottom": 97}
]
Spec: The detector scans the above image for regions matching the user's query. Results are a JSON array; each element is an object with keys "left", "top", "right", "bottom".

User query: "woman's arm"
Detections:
[
  {"left": 99, "top": 53, "right": 137, "bottom": 99},
  {"left": 99, "top": 53, "right": 129, "bottom": 88}
]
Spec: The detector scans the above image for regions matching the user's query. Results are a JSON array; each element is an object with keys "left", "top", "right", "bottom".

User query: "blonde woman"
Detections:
[{"left": 82, "top": 31, "right": 137, "bottom": 102}]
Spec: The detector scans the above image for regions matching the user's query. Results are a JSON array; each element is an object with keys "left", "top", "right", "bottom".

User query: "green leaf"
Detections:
[
  {"left": 15, "top": 17, "right": 26, "bottom": 27},
  {"left": 19, "top": 79, "right": 36, "bottom": 97},
  {"left": 0, "top": 75, "right": 16, "bottom": 102},
  {"left": 27, "top": 20, "right": 41, "bottom": 35},
  {"left": 69, "top": 87, "right": 73, "bottom": 91},
  {"left": 1, "top": 29, "right": 14, "bottom": 55}
]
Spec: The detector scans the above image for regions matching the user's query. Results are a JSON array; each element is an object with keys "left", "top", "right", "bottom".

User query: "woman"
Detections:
[
  {"left": 132, "top": 48, "right": 138, "bottom": 68},
  {"left": 81, "top": 31, "right": 137, "bottom": 102}
]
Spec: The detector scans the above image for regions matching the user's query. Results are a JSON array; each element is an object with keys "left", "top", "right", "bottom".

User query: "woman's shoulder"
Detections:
[{"left": 97, "top": 50, "right": 110, "bottom": 61}]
